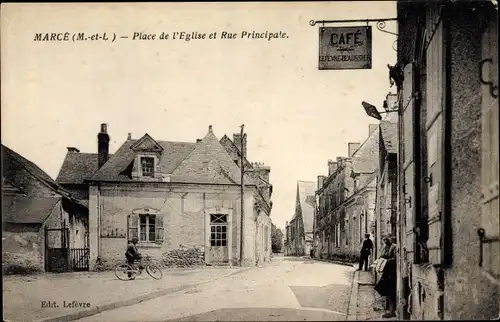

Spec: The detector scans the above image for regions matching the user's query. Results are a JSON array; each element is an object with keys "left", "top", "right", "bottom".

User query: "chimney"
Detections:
[
  {"left": 348, "top": 143, "right": 361, "bottom": 158},
  {"left": 317, "top": 175, "right": 326, "bottom": 189},
  {"left": 369, "top": 124, "right": 379, "bottom": 135},
  {"left": 127, "top": 133, "right": 132, "bottom": 140},
  {"left": 196, "top": 139, "right": 202, "bottom": 143},
  {"left": 233, "top": 133, "right": 247, "bottom": 159},
  {"left": 327, "top": 160, "right": 337, "bottom": 176},
  {"left": 98, "top": 123, "right": 110, "bottom": 170},
  {"left": 67, "top": 147, "right": 80, "bottom": 153}
]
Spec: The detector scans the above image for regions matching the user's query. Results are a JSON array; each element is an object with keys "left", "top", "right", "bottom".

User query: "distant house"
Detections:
[
  {"left": 57, "top": 124, "right": 272, "bottom": 269},
  {"left": 344, "top": 125, "right": 380, "bottom": 258},
  {"left": 287, "top": 181, "right": 315, "bottom": 256},
  {"left": 2, "top": 145, "right": 88, "bottom": 274}
]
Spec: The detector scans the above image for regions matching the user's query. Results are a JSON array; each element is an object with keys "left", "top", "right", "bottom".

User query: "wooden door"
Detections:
[{"left": 208, "top": 214, "right": 229, "bottom": 264}]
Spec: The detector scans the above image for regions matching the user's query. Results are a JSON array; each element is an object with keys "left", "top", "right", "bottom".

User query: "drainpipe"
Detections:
[
  {"left": 239, "top": 124, "right": 245, "bottom": 266},
  {"left": 97, "top": 184, "right": 101, "bottom": 261}
]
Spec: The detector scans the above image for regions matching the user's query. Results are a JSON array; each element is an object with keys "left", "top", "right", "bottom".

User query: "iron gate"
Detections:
[{"left": 70, "top": 248, "right": 90, "bottom": 271}]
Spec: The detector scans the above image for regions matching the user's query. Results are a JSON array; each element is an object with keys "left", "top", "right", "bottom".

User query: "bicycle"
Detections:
[{"left": 114, "top": 255, "right": 163, "bottom": 281}]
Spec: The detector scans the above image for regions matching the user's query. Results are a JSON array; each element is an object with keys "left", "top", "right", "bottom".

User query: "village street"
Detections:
[{"left": 76, "top": 257, "right": 354, "bottom": 322}]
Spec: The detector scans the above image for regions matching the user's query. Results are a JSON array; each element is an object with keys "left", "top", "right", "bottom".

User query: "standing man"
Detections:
[{"left": 358, "top": 233, "right": 374, "bottom": 271}]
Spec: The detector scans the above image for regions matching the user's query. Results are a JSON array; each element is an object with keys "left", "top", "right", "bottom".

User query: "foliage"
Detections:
[{"left": 271, "top": 224, "right": 283, "bottom": 253}]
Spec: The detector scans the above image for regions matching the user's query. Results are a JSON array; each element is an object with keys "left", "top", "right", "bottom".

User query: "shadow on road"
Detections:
[{"left": 289, "top": 283, "right": 350, "bottom": 314}]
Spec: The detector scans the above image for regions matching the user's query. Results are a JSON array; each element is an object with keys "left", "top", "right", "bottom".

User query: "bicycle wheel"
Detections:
[
  {"left": 146, "top": 264, "right": 163, "bottom": 280},
  {"left": 114, "top": 263, "right": 136, "bottom": 281}
]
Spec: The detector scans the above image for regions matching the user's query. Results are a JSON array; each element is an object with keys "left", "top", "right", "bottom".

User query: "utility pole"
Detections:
[{"left": 239, "top": 124, "right": 245, "bottom": 267}]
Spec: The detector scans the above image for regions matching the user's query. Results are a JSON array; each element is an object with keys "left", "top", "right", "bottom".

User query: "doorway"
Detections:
[{"left": 207, "top": 214, "right": 229, "bottom": 264}]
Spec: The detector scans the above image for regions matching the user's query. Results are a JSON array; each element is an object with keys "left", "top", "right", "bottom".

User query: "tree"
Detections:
[{"left": 271, "top": 223, "right": 283, "bottom": 253}]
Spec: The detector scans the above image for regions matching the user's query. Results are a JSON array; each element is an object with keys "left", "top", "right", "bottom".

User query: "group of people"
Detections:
[{"left": 358, "top": 233, "right": 397, "bottom": 318}]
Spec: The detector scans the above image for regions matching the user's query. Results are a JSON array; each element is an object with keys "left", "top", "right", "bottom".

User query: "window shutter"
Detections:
[
  {"left": 425, "top": 7, "right": 445, "bottom": 265},
  {"left": 128, "top": 214, "right": 139, "bottom": 240},
  {"left": 155, "top": 214, "right": 164, "bottom": 244},
  {"left": 480, "top": 15, "right": 499, "bottom": 277},
  {"left": 401, "top": 62, "right": 416, "bottom": 259}
]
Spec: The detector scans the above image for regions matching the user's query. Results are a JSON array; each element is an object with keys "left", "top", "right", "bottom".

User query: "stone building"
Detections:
[
  {"left": 2, "top": 145, "right": 88, "bottom": 273},
  {"left": 345, "top": 125, "right": 380, "bottom": 258},
  {"left": 314, "top": 124, "right": 380, "bottom": 261},
  {"left": 287, "top": 181, "right": 315, "bottom": 256},
  {"left": 394, "top": 1, "right": 499, "bottom": 319},
  {"left": 57, "top": 124, "right": 272, "bottom": 269},
  {"left": 315, "top": 156, "right": 354, "bottom": 260},
  {"left": 374, "top": 120, "right": 398, "bottom": 260}
]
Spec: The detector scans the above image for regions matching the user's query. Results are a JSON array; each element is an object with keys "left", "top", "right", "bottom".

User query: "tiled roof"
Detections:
[
  {"left": 90, "top": 128, "right": 255, "bottom": 185},
  {"left": 91, "top": 139, "right": 196, "bottom": 182},
  {"left": 297, "top": 181, "right": 316, "bottom": 234},
  {"left": 171, "top": 129, "right": 255, "bottom": 185},
  {"left": 56, "top": 153, "right": 104, "bottom": 184},
  {"left": 380, "top": 121, "right": 398, "bottom": 154},
  {"left": 2, "top": 144, "right": 59, "bottom": 190},
  {"left": 2, "top": 195, "right": 60, "bottom": 224}
]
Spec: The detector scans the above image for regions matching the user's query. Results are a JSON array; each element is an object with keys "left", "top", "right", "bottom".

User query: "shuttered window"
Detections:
[
  {"left": 401, "top": 62, "right": 416, "bottom": 258},
  {"left": 127, "top": 213, "right": 164, "bottom": 244},
  {"left": 480, "top": 12, "right": 499, "bottom": 278},
  {"left": 424, "top": 6, "right": 446, "bottom": 265}
]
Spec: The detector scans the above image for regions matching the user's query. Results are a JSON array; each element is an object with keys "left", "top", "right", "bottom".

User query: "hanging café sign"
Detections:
[{"left": 318, "top": 26, "right": 372, "bottom": 70}]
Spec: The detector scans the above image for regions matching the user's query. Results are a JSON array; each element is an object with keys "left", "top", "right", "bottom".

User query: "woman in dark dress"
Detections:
[{"left": 374, "top": 235, "right": 397, "bottom": 318}]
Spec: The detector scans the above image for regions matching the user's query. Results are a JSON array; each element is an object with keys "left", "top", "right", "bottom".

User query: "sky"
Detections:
[{"left": 1, "top": 2, "right": 397, "bottom": 230}]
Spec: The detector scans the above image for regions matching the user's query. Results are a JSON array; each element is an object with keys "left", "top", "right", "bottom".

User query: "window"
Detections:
[
  {"left": 140, "top": 214, "right": 156, "bottom": 242},
  {"left": 141, "top": 157, "right": 155, "bottom": 177},
  {"left": 210, "top": 214, "right": 227, "bottom": 247},
  {"left": 128, "top": 213, "right": 164, "bottom": 244}
]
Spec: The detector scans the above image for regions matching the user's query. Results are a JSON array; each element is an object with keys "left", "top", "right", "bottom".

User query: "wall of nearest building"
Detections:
[
  {"left": 443, "top": 6, "right": 499, "bottom": 320},
  {"left": 397, "top": 2, "right": 499, "bottom": 320},
  {"left": 89, "top": 183, "right": 258, "bottom": 269}
]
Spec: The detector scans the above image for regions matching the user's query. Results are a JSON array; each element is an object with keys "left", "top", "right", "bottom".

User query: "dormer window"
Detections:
[
  {"left": 141, "top": 157, "right": 155, "bottom": 177},
  {"left": 130, "top": 133, "right": 164, "bottom": 180}
]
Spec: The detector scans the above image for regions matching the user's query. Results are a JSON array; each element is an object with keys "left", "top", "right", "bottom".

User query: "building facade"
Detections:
[
  {"left": 315, "top": 157, "right": 354, "bottom": 260},
  {"left": 394, "top": 1, "right": 499, "bottom": 319},
  {"left": 57, "top": 124, "right": 272, "bottom": 270}
]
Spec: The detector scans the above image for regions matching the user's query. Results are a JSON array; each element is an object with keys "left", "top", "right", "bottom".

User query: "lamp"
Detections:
[{"left": 362, "top": 101, "right": 398, "bottom": 121}]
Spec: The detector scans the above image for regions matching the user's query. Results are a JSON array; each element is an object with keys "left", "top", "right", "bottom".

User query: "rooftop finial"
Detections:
[{"left": 209, "top": 125, "right": 213, "bottom": 132}]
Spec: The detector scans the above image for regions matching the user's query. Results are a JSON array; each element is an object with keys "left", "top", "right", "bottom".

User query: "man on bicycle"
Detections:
[{"left": 125, "top": 237, "right": 144, "bottom": 270}]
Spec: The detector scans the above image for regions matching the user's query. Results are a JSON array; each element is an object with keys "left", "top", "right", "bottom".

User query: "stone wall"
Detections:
[{"left": 2, "top": 227, "right": 44, "bottom": 274}]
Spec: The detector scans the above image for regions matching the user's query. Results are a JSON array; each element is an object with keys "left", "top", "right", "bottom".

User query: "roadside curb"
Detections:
[
  {"left": 346, "top": 270, "right": 359, "bottom": 321},
  {"left": 312, "top": 258, "right": 357, "bottom": 268},
  {"left": 34, "top": 267, "right": 251, "bottom": 322}
]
